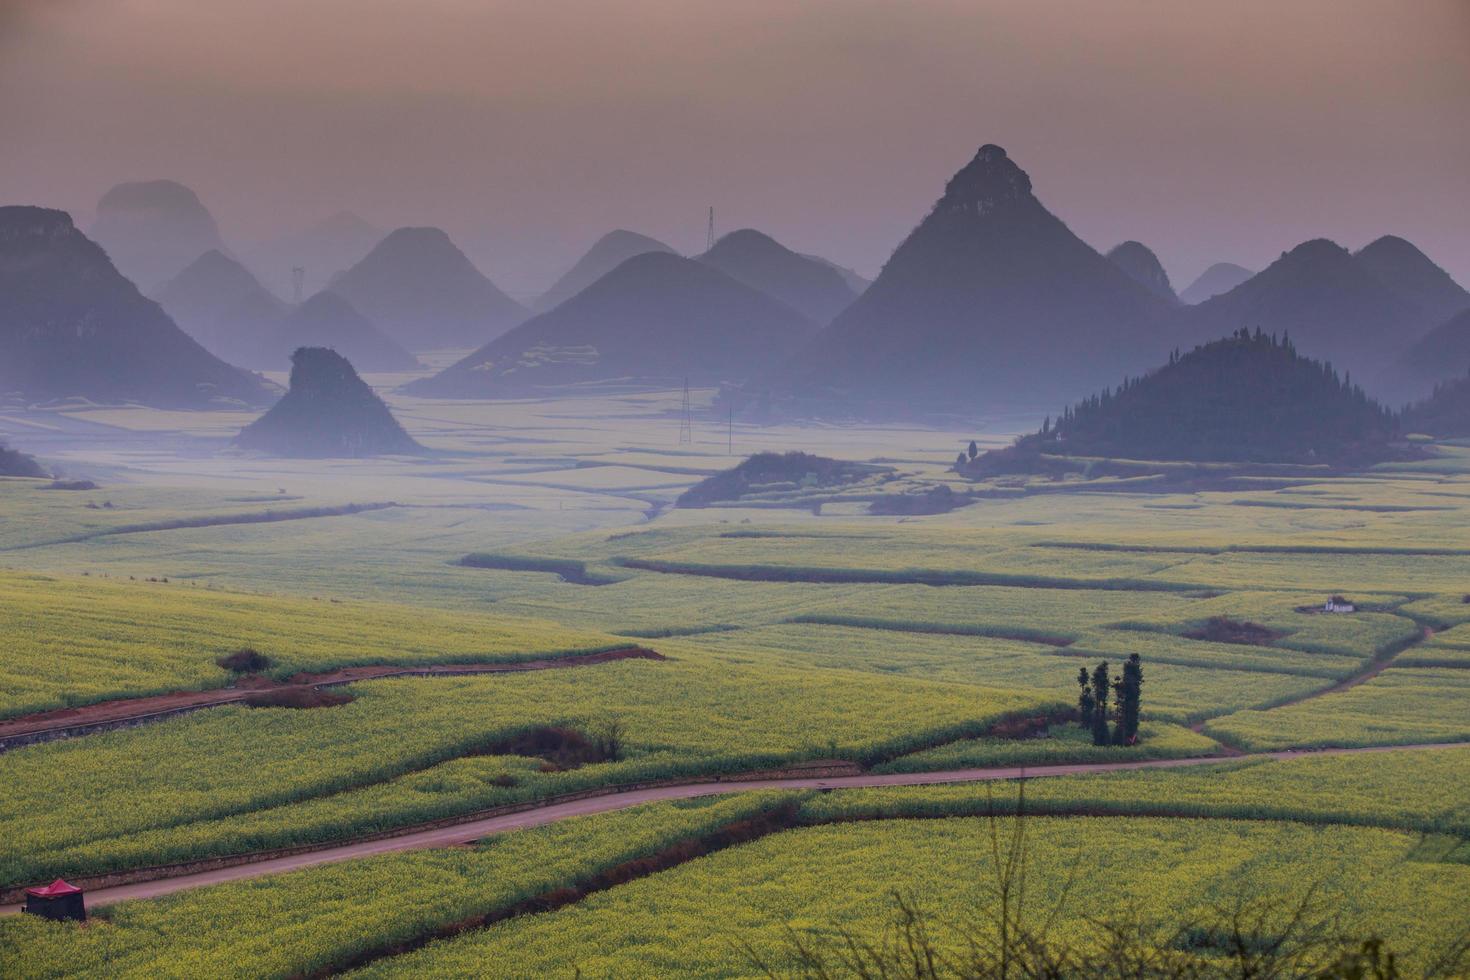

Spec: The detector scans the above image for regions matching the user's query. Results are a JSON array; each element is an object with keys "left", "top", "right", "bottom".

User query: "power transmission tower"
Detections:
[
  {"left": 706, "top": 207, "right": 715, "bottom": 251},
  {"left": 678, "top": 378, "right": 693, "bottom": 445},
  {"left": 291, "top": 266, "right": 305, "bottom": 304}
]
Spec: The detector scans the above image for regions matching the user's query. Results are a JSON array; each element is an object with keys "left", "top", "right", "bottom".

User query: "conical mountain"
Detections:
[
  {"left": 1178, "top": 239, "right": 1432, "bottom": 387},
  {"left": 274, "top": 292, "right": 419, "bottom": 372},
  {"left": 1179, "top": 262, "right": 1254, "bottom": 304},
  {"left": 972, "top": 330, "right": 1398, "bottom": 469},
  {"left": 800, "top": 254, "right": 870, "bottom": 295},
  {"left": 235, "top": 347, "right": 422, "bottom": 457},
  {"left": 328, "top": 227, "right": 526, "bottom": 351},
  {"left": 407, "top": 251, "right": 818, "bottom": 397},
  {"left": 1402, "top": 369, "right": 1470, "bottom": 438},
  {"left": 781, "top": 145, "right": 1170, "bottom": 412},
  {"left": 697, "top": 229, "right": 857, "bottom": 323},
  {"left": 1395, "top": 309, "right": 1470, "bottom": 395},
  {"left": 0, "top": 207, "right": 272, "bottom": 408},
  {"left": 1106, "top": 241, "right": 1178, "bottom": 304},
  {"left": 90, "top": 180, "right": 225, "bottom": 290},
  {"left": 154, "top": 249, "right": 287, "bottom": 363},
  {"left": 534, "top": 230, "right": 676, "bottom": 312},
  {"left": 1354, "top": 235, "right": 1469, "bottom": 326},
  {"left": 244, "top": 211, "right": 383, "bottom": 299}
]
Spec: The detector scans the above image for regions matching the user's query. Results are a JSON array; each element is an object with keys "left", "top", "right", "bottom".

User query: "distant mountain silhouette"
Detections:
[
  {"left": 244, "top": 211, "right": 383, "bottom": 299},
  {"left": 1106, "top": 241, "right": 1178, "bottom": 304},
  {"left": 328, "top": 227, "right": 526, "bottom": 351},
  {"left": 1395, "top": 309, "right": 1470, "bottom": 396},
  {"left": 0, "top": 441, "right": 46, "bottom": 478},
  {"left": 407, "top": 251, "right": 818, "bottom": 397},
  {"left": 277, "top": 292, "right": 419, "bottom": 373},
  {"left": 90, "top": 180, "right": 225, "bottom": 290},
  {"left": 1177, "top": 239, "right": 1432, "bottom": 388},
  {"left": 154, "top": 250, "right": 286, "bottom": 365},
  {"left": 1179, "top": 263, "right": 1254, "bottom": 305},
  {"left": 1401, "top": 369, "right": 1470, "bottom": 438},
  {"left": 235, "top": 347, "right": 421, "bottom": 457},
  {"left": 800, "top": 254, "right": 870, "bottom": 295},
  {"left": 967, "top": 330, "right": 1399, "bottom": 471},
  {"left": 1354, "top": 235, "right": 1469, "bottom": 326},
  {"left": 0, "top": 207, "right": 272, "bottom": 408},
  {"left": 535, "top": 230, "right": 676, "bottom": 312},
  {"left": 697, "top": 229, "right": 856, "bottom": 323},
  {"left": 778, "top": 145, "right": 1170, "bottom": 412}
]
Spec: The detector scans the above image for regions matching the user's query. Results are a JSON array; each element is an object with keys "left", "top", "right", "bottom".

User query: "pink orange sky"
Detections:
[{"left": 2, "top": 0, "right": 1466, "bottom": 297}]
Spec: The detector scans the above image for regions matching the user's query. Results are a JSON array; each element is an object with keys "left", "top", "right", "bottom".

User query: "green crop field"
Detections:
[
  {"left": 358, "top": 817, "right": 1470, "bottom": 978},
  {"left": 3, "top": 389, "right": 1470, "bottom": 976}
]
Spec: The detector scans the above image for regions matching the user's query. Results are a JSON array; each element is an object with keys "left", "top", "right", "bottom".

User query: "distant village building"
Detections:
[
  {"left": 1324, "top": 595, "right": 1357, "bottom": 614},
  {"left": 23, "top": 879, "right": 86, "bottom": 921}
]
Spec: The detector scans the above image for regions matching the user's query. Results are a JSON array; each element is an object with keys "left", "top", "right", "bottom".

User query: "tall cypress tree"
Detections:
[
  {"left": 1113, "top": 654, "right": 1143, "bottom": 745},
  {"left": 1090, "top": 661, "right": 1111, "bottom": 747},
  {"left": 1076, "top": 666, "right": 1094, "bottom": 729}
]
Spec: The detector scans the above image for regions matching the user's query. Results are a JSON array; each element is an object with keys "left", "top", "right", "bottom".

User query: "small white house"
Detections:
[{"left": 1324, "top": 596, "right": 1356, "bottom": 614}]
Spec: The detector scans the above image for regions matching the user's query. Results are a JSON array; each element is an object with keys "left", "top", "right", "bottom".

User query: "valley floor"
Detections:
[{"left": 1, "top": 382, "right": 1468, "bottom": 976}]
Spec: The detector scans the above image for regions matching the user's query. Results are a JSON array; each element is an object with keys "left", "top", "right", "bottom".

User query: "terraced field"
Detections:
[{"left": 2, "top": 390, "right": 1468, "bottom": 976}]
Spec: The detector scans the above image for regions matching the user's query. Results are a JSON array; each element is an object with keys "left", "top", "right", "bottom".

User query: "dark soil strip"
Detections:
[
  {"left": 1, "top": 502, "right": 400, "bottom": 552},
  {"left": 302, "top": 802, "right": 804, "bottom": 978},
  {"left": 619, "top": 558, "right": 1205, "bottom": 593},
  {"left": 1032, "top": 541, "right": 1470, "bottom": 558},
  {"left": 0, "top": 647, "right": 665, "bottom": 752},
  {"left": 786, "top": 614, "right": 1076, "bottom": 647},
  {"left": 457, "top": 553, "right": 621, "bottom": 585}
]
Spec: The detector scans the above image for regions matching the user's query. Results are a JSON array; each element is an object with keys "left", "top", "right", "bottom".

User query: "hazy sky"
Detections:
[{"left": 2, "top": 0, "right": 1466, "bottom": 298}]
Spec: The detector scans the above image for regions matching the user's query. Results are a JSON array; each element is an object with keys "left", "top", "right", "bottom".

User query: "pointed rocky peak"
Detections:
[
  {"left": 90, "top": 180, "right": 224, "bottom": 288},
  {"left": 296, "top": 290, "right": 359, "bottom": 321},
  {"left": 407, "top": 250, "right": 818, "bottom": 397},
  {"left": 96, "top": 179, "right": 211, "bottom": 215},
  {"left": 0, "top": 205, "right": 272, "bottom": 407},
  {"left": 1106, "top": 241, "right": 1178, "bottom": 304},
  {"left": 777, "top": 143, "right": 1169, "bottom": 413},
  {"left": 0, "top": 205, "right": 77, "bottom": 246},
  {"left": 329, "top": 226, "right": 526, "bottom": 350},
  {"left": 938, "top": 144, "right": 1034, "bottom": 214},
  {"left": 1355, "top": 235, "right": 1469, "bottom": 323},
  {"left": 235, "top": 347, "right": 422, "bottom": 457},
  {"left": 1179, "top": 262, "right": 1254, "bottom": 304},
  {"left": 534, "top": 229, "right": 676, "bottom": 312},
  {"left": 698, "top": 228, "right": 856, "bottom": 323},
  {"left": 158, "top": 250, "right": 275, "bottom": 305}
]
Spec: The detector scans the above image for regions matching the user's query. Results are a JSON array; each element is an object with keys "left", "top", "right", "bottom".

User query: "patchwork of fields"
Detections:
[{"left": 1, "top": 391, "right": 1468, "bottom": 976}]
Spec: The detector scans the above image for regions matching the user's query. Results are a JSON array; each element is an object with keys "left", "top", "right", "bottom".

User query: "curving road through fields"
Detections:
[{"left": 3, "top": 740, "right": 1464, "bottom": 916}]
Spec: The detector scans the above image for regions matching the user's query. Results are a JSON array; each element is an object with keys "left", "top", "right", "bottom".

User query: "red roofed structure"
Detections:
[{"left": 24, "top": 879, "right": 86, "bottom": 921}]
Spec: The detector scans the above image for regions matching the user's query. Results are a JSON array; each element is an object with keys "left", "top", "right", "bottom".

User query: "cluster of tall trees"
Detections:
[{"left": 1076, "top": 654, "right": 1143, "bottom": 746}]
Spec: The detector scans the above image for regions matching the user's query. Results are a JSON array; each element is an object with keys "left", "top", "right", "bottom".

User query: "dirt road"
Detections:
[{"left": 4, "top": 740, "right": 1461, "bottom": 916}]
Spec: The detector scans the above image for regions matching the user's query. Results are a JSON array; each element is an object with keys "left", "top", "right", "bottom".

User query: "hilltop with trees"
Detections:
[{"left": 962, "top": 330, "right": 1402, "bottom": 476}]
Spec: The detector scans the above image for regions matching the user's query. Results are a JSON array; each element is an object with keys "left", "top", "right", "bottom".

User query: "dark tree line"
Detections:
[
  {"left": 1077, "top": 654, "right": 1143, "bottom": 746},
  {"left": 1402, "top": 369, "right": 1470, "bottom": 438}
]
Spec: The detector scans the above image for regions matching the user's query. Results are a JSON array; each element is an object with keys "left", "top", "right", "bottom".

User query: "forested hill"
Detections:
[
  {"left": 968, "top": 330, "right": 1399, "bottom": 469},
  {"left": 1402, "top": 372, "right": 1470, "bottom": 438}
]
